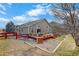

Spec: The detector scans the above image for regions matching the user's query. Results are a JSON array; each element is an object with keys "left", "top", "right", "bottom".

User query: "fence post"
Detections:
[
  {"left": 16, "top": 33, "right": 17, "bottom": 39},
  {"left": 5, "top": 33, "right": 7, "bottom": 39}
]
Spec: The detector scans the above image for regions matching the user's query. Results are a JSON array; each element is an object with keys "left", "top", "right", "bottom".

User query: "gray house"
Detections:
[{"left": 15, "top": 19, "right": 53, "bottom": 36}]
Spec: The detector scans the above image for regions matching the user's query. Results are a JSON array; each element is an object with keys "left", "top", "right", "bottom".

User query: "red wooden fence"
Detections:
[
  {"left": 0, "top": 33, "right": 5, "bottom": 37},
  {"left": 0, "top": 32, "right": 57, "bottom": 43},
  {"left": 0, "top": 32, "right": 34, "bottom": 39},
  {"left": 0, "top": 32, "right": 17, "bottom": 39}
]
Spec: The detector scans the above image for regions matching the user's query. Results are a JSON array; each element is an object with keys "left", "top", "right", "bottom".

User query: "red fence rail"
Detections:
[
  {"left": 0, "top": 32, "right": 58, "bottom": 43},
  {"left": 0, "top": 32, "right": 34, "bottom": 39},
  {"left": 0, "top": 32, "right": 17, "bottom": 39},
  {"left": 0, "top": 33, "right": 5, "bottom": 37}
]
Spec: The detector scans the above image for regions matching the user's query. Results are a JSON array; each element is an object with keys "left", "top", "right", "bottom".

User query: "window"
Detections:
[{"left": 37, "top": 26, "right": 40, "bottom": 29}]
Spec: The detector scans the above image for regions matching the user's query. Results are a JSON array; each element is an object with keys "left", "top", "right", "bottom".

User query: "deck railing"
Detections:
[{"left": 0, "top": 32, "right": 58, "bottom": 43}]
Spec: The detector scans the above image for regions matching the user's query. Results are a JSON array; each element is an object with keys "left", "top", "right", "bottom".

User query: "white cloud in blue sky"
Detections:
[
  {"left": 0, "top": 3, "right": 53, "bottom": 29},
  {"left": 0, "top": 18, "right": 9, "bottom": 23},
  {"left": 0, "top": 3, "right": 13, "bottom": 15},
  {"left": 12, "top": 15, "right": 39, "bottom": 25},
  {"left": 0, "top": 4, "right": 6, "bottom": 11},
  {"left": 27, "top": 8, "right": 46, "bottom": 16},
  {"left": 0, "top": 10, "right": 6, "bottom": 15},
  {"left": 27, "top": 4, "right": 52, "bottom": 17},
  {"left": 0, "top": 4, "right": 6, "bottom": 15}
]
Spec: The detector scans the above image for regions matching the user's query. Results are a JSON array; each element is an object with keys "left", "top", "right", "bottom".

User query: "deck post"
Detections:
[
  {"left": 36, "top": 37, "right": 44, "bottom": 44},
  {"left": 16, "top": 32, "right": 17, "bottom": 39},
  {"left": 5, "top": 33, "right": 7, "bottom": 39}
]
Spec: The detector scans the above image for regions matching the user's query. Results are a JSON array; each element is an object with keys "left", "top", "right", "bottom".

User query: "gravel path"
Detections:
[{"left": 6, "top": 39, "right": 51, "bottom": 56}]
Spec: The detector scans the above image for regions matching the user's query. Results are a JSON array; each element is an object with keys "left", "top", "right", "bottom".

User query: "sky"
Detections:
[{"left": 0, "top": 3, "right": 56, "bottom": 29}]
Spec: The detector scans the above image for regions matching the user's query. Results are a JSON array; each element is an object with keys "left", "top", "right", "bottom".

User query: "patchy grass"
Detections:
[
  {"left": 0, "top": 39, "right": 10, "bottom": 55},
  {"left": 56, "top": 35, "right": 65, "bottom": 41},
  {"left": 53, "top": 34, "right": 78, "bottom": 56},
  {"left": 0, "top": 35, "right": 79, "bottom": 56},
  {"left": 53, "top": 47, "right": 79, "bottom": 56}
]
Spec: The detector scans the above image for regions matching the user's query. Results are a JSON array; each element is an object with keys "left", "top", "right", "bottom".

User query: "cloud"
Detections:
[
  {"left": 0, "top": 4, "right": 53, "bottom": 26},
  {"left": 0, "top": 18, "right": 10, "bottom": 24},
  {"left": 14, "top": 4, "right": 52, "bottom": 25},
  {"left": 27, "top": 4, "right": 52, "bottom": 17},
  {"left": 0, "top": 17, "right": 10, "bottom": 29},
  {"left": 0, "top": 4, "right": 7, "bottom": 15},
  {"left": 27, "top": 8, "right": 46, "bottom": 17},
  {"left": 12, "top": 4, "right": 51, "bottom": 25},
  {"left": 12, "top": 15, "right": 39, "bottom": 25},
  {"left": 7, "top": 3, "right": 12, "bottom": 8},
  {"left": 0, "top": 3, "right": 12, "bottom": 15},
  {"left": 12, "top": 4, "right": 52, "bottom": 25},
  {"left": 0, "top": 10, "right": 6, "bottom": 15},
  {"left": 35, "top": 4, "right": 51, "bottom": 9},
  {"left": 13, "top": 15, "right": 26, "bottom": 22},
  {"left": 12, "top": 15, "right": 26, "bottom": 25},
  {"left": 7, "top": 3, "right": 12, "bottom": 6},
  {"left": 0, "top": 4, "right": 6, "bottom": 11},
  {"left": 45, "top": 4, "right": 52, "bottom": 8},
  {"left": 47, "top": 9, "right": 53, "bottom": 16},
  {"left": 30, "top": 17, "right": 38, "bottom": 21},
  {"left": 35, "top": 4, "right": 45, "bottom": 9},
  {"left": 0, "top": 4, "right": 53, "bottom": 28}
]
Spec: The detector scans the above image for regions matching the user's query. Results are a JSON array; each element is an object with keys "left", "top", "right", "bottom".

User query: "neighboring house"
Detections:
[{"left": 15, "top": 19, "right": 53, "bottom": 36}]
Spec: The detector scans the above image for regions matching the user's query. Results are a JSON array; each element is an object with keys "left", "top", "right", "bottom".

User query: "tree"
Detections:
[
  {"left": 6, "top": 21, "right": 15, "bottom": 32},
  {"left": 51, "top": 3, "right": 79, "bottom": 46}
]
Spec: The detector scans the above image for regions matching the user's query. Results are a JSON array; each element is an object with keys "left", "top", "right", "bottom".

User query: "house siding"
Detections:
[{"left": 15, "top": 20, "right": 53, "bottom": 35}]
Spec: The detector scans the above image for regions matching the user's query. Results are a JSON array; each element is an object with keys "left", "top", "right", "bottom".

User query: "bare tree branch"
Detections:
[{"left": 51, "top": 3, "right": 79, "bottom": 46}]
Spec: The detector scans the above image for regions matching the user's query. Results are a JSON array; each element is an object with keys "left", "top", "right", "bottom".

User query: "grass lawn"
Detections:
[
  {"left": 53, "top": 34, "right": 79, "bottom": 56},
  {"left": 1, "top": 35, "right": 79, "bottom": 56},
  {"left": 0, "top": 38, "right": 34, "bottom": 56},
  {"left": 0, "top": 39, "right": 10, "bottom": 55},
  {"left": 55, "top": 35, "right": 65, "bottom": 41}
]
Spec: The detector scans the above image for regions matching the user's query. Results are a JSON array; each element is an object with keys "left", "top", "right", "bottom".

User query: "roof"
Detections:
[
  {"left": 22, "top": 20, "right": 42, "bottom": 27},
  {"left": 16, "top": 19, "right": 52, "bottom": 28}
]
